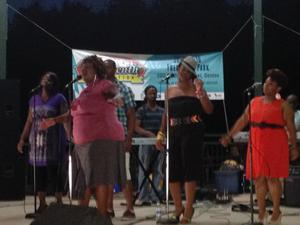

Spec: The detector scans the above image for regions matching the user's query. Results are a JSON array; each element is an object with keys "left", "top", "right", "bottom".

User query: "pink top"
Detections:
[{"left": 71, "top": 79, "right": 125, "bottom": 144}]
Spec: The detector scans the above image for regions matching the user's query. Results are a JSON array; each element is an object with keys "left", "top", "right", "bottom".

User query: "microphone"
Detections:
[
  {"left": 29, "top": 85, "right": 41, "bottom": 93},
  {"left": 160, "top": 73, "right": 175, "bottom": 82},
  {"left": 244, "top": 82, "right": 262, "bottom": 92},
  {"left": 65, "top": 75, "right": 82, "bottom": 89}
]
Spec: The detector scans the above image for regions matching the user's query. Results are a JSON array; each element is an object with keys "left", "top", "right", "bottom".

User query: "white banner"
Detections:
[{"left": 72, "top": 49, "right": 224, "bottom": 100}]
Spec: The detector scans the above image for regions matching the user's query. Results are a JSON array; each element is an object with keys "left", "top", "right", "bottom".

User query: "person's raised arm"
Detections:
[
  {"left": 220, "top": 105, "right": 250, "bottom": 147},
  {"left": 194, "top": 79, "right": 213, "bottom": 114},
  {"left": 283, "top": 101, "right": 299, "bottom": 161},
  {"left": 17, "top": 109, "right": 32, "bottom": 153}
]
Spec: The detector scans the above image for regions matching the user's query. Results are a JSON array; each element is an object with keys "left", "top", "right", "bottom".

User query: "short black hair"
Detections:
[
  {"left": 41, "top": 71, "right": 59, "bottom": 95},
  {"left": 265, "top": 68, "right": 288, "bottom": 91},
  {"left": 105, "top": 59, "right": 117, "bottom": 69},
  {"left": 144, "top": 85, "right": 157, "bottom": 95},
  {"left": 144, "top": 85, "right": 157, "bottom": 102}
]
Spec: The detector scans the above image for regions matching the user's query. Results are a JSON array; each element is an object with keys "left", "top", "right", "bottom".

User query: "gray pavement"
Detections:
[{"left": 0, "top": 193, "right": 299, "bottom": 225}]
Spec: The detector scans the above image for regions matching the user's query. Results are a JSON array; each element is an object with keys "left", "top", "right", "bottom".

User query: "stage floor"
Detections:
[{"left": 0, "top": 193, "right": 299, "bottom": 225}]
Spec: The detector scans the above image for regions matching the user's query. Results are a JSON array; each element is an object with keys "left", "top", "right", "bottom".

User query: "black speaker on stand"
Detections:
[
  {"left": 284, "top": 166, "right": 300, "bottom": 206},
  {"left": 0, "top": 79, "right": 25, "bottom": 200}
]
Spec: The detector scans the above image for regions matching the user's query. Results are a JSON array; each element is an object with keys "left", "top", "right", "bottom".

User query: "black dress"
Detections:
[{"left": 168, "top": 96, "right": 205, "bottom": 182}]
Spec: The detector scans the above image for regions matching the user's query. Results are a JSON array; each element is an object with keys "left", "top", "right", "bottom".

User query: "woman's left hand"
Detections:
[
  {"left": 219, "top": 135, "right": 232, "bottom": 147},
  {"left": 194, "top": 79, "right": 206, "bottom": 97},
  {"left": 39, "top": 118, "right": 56, "bottom": 130},
  {"left": 107, "top": 98, "right": 124, "bottom": 107},
  {"left": 290, "top": 148, "right": 299, "bottom": 161},
  {"left": 124, "top": 137, "right": 132, "bottom": 152}
]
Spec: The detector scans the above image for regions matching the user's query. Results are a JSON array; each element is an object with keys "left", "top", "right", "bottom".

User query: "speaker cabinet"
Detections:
[
  {"left": 0, "top": 134, "right": 25, "bottom": 200},
  {"left": 0, "top": 79, "right": 24, "bottom": 200},
  {"left": 0, "top": 79, "right": 20, "bottom": 119},
  {"left": 284, "top": 175, "right": 300, "bottom": 206},
  {"left": 31, "top": 204, "right": 113, "bottom": 225}
]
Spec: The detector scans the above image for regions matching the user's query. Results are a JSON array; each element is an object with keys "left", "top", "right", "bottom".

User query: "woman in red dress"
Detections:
[{"left": 220, "top": 68, "right": 299, "bottom": 225}]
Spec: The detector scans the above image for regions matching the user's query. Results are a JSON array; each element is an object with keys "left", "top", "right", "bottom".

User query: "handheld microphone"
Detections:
[
  {"left": 65, "top": 75, "right": 82, "bottom": 89},
  {"left": 244, "top": 82, "right": 262, "bottom": 92},
  {"left": 29, "top": 85, "right": 41, "bottom": 93},
  {"left": 160, "top": 73, "right": 175, "bottom": 82}
]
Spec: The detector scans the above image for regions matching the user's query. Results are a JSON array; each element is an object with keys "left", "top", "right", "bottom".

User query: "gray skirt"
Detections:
[{"left": 72, "top": 139, "right": 126, "bottom": 198}]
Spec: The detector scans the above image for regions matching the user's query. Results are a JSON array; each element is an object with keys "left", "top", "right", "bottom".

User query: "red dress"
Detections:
[{"left": 246, "top": 96, "right": 289, "bottom": 179}]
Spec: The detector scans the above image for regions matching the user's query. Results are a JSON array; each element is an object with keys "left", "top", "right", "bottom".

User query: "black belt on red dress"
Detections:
[{"left": 250, "top": 121, "right": 284, "bottom": 129}]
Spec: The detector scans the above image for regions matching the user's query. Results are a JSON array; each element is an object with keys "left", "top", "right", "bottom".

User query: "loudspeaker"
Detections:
[
  {"left": 0, "top": 79, "right": 24, "bottom": 200},
  {"left": 31, "top": 204, "right": 113, "bottom": 225},
  {"left": 284, "top": 175, "right": 300, "bottom": 206},
  {"left": 0, "top": 133, "right": 25, "bottom": 200},
  {"left": 0, "top": 79, "right": 20, "bottom": 119}
]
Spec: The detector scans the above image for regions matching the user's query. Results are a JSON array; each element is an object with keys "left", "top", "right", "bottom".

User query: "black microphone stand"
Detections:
[
  {"left": 25, "top": 90, "right": 39, "bottom": 219},
  {"left": 245, "top": 89, "right": 261, "bottom": 225}
]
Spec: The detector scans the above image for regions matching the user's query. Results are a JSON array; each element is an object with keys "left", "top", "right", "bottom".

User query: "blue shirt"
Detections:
[{"left": 136, "top": 104, "right": 164, "bottom": 135}]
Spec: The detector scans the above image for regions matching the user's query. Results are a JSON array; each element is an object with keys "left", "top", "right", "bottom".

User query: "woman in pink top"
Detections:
[{"left": 42, "top": 55, "right": 125, "bottom": 216}]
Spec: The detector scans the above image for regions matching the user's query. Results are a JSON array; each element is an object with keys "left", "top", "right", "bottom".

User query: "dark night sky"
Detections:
[
  {"left": 5, "top": 0, "right": 300, "bottom": 133},
  {"left": 9, "top": 0, "right": 107, "bottom": 10},
  {"left": 8, "top": 0, "right": 240, "bottom": 10},
  {"left": 8, "top": 0, "right": 157, "bottom": 10}
]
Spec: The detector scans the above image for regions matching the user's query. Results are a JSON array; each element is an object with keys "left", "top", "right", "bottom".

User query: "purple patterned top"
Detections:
[{"left": 29, "top": 93, "right": 68, "bottom": 166}]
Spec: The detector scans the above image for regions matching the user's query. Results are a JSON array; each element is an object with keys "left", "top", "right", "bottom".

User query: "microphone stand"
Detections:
[
  {"left": 25, "top": 91, "right": 38, "bottom": 219},
  {"left": 157, "top": 75, "right": 172, "bottom": 224},
  {"left": 65, "top": 83, "right": 74, "bottom": 205},
  {"left": 245, "top": 90, "right": 261, "bottom": 225}
]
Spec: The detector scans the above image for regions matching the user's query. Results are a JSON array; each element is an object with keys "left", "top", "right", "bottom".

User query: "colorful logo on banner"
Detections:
[{"left": 72, "top": 49, "right": 224, "bottom": 100}]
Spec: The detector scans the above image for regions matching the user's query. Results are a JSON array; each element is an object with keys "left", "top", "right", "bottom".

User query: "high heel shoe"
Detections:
[
  {"left": 170, "top": 207, "right": 185, "bottom": 224},
  {"left": 180, "top": 207, "right": 194, "bottom": 224},
  {"left": 267, "top": 213, "right": 282, "bottom": 225},
  {"left": 257, "top": 212, "right": 268, "bottom": 225}
]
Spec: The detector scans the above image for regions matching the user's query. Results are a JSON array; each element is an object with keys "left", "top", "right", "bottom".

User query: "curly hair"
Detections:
[
  {"left": 265, "top": 68, "right": 288, "bottom": 92},
  {"left": 79, "top": 55, "right": 107, "bottom": 79},
  {"left": 40, "top": 71, "right": 59, "bottom": 96}
]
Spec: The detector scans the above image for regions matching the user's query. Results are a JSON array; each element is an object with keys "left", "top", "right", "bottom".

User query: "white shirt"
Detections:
[{"left": 294, "top": 110, "right": 300, "bottom": 131}]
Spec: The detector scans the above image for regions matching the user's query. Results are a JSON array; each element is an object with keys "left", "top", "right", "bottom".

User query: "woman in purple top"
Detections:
[
  {"left": 17, "top": 72, "right": 68, "bottom": 213},
  {"left": 42, "top": 55, "right": 125, "bottom": 216}
]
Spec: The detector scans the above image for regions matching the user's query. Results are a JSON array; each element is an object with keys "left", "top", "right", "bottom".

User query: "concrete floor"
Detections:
[{"left": 0, "top": 193, "right": 299, "bottom": 225}]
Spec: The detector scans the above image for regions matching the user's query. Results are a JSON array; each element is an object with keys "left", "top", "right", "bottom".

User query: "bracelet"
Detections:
[{"left": 156, "top": 131, "right": 165, "bottom": 141}]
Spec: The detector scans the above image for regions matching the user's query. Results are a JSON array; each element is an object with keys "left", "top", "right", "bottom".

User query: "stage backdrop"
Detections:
[{"left": 72, "top": 49, "right": 224, "bottom": 100}]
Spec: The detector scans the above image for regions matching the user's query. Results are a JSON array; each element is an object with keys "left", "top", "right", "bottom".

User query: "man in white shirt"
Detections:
[{"left": 287, "top": 94, "right": 300, "bottom": 131}]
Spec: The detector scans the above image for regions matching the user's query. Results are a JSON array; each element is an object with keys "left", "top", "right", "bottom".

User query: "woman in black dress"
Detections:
[{"left": 156, "top": 56, "right": 213, "bottom": 224}]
